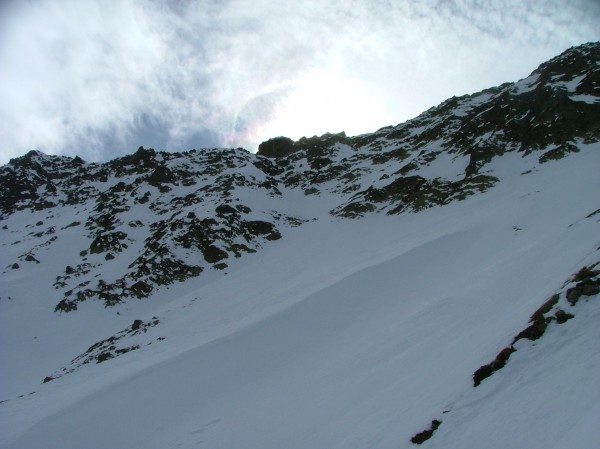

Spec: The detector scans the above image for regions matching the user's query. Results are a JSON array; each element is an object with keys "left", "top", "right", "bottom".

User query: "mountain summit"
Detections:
[{"left": 1, "top": 42, "right": 599, "bottom": 449}]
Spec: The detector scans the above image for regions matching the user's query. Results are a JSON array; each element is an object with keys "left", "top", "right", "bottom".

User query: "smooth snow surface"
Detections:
[{"left": 1, "top": 145, "right": 599, "bottom": 449}]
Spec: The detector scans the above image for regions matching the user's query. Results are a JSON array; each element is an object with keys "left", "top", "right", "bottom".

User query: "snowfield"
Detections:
[{"left": 1, "top": 139, "right": 599, "bottom": 449}]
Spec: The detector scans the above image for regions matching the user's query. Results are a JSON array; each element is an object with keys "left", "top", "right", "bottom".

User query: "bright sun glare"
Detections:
[{"left": 248, "top": 67, "right": 394, "bottom": 149}]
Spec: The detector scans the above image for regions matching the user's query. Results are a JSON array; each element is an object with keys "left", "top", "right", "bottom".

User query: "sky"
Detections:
[{"left": 0, "top": 0, "right": 598, "bottom": 164}]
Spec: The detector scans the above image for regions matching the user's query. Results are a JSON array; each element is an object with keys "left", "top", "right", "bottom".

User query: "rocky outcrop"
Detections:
[{"left": 2, "top": 42, "right": 599, "bottom": 311}]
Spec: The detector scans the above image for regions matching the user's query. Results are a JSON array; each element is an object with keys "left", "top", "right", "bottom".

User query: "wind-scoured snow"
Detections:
[
  {"left": 1, "top": 141, "right": 599, "bottom": 449},
  {"left": 1, "top": 42, "right": 599, "bottom": 449}
]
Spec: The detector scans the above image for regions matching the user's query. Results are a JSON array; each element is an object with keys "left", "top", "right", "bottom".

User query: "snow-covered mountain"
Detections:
[{"left": 1, "top": 42, "right": 599, "bottom": 449}]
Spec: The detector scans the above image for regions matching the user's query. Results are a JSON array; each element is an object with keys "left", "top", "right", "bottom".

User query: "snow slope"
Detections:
[{"left": 1, "top": 139, "right": 598, "bottom": 448}]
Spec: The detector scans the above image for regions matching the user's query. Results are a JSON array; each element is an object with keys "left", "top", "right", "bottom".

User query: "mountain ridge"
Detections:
[
  {"left": 1, "top": 41, "right": 599, "bottom": 449},
  {"left": 2, "top": 41, "right": 598, "bottom": 312}
]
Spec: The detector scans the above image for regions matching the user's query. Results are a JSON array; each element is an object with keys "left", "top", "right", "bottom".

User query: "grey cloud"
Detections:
[{"left": 0, "top": 0, "right": 598, "bottom": 164}]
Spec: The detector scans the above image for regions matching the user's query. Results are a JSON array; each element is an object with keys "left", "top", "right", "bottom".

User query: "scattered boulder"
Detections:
[
  {"left": 96, "top": 352, "right": 114, "bottom": 363},
  {"left": 215, "top": 204, "right": 239, "bottom": 218},
  {"left": 529, "top": 294, "right": 559, "bottom": 322},
  {"left": 411, "top": 420, "right": 442, "bottom": 444},
  {"left": 555, "top": 309, "right": 574, "bottom": 324},
  {"left": 130, "top": 280, "right": 152, "bottom": 299},
  {"left": 512, "top": 320, "right": 548, "bottom": 343},
  {"left": 473, "top": 347, "right": 515, "bottom": 387},
  {"left": 138, "top": 192, "right": 151, "bottom": 204},
  {"left": 573, "top": 265, "right": 599, "bottom": 282},
  {"left": 89, "top": 231, "right": 128, "bottom": 254},
  {"left": 257, "top": 136, "right": 297, "bottom": 158},
  {"left": 566, "top": 287, "right": 582, "bottom": 305},
  {"left": 581, "top": 282, "right": 600, "bottom": 296},
  {"left": 309, "top": 157, "right": 332, "bottom": 170},
  {"left": 203, "top": 244, "right": 228, "bottom": 264},
  {"left": 148, "top": 165, "right": 176, "bottom": 188},
  {"left": 245, "top": 221, "right": 281, "bottom": 240},
  {"left": 54, "top": 299, "right": 78, "bottom": 312},
  {"left": 114, "top": 345, "right": 140, "bottom": 355},
  {"left": 566, "top": 279, "right": 599, "bottom": 305},
  {"left": 512, "top": 294, "right": 560, "bottom": 344}
]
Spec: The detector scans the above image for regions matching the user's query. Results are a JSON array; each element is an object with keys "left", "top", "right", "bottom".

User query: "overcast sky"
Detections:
[{"left": 0, "top": 0, "right": 598, "bottom": 164}]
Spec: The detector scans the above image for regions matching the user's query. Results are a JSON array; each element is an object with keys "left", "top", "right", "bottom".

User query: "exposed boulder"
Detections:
[
  {"left": 257, "top": 136, "right": 297, "bottom": 158},
  {"left": 89, "top": 231, "right": 128, "bottom": 254},
  {"left": 410, "top": 420, "right": 442, "bottom": 444}
]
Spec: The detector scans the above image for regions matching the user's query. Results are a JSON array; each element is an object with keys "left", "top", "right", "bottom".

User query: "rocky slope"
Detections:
[
  {"left": 2, "top": 42, "right": 598, "bottom": 314},
  {"left": 1, "top": 41, "right": 599, "bottom": 449}
]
